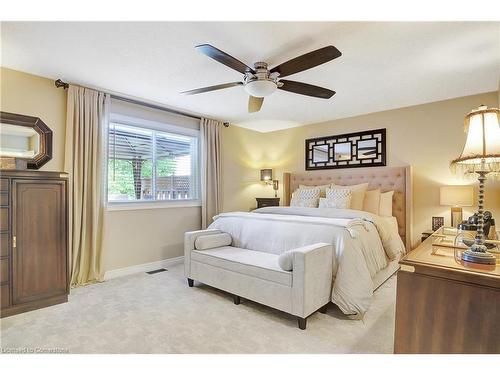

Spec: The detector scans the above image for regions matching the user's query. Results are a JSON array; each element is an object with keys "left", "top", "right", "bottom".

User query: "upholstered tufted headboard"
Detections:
[{"left": 283, "top": 166, "right": 412, "bottom": 251}]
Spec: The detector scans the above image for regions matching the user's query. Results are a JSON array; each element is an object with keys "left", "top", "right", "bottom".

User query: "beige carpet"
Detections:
[{"left": 0, "top": 263, "right": 397, "bottom": 353}]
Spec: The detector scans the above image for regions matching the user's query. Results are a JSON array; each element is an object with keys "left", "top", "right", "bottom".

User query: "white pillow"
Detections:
[
  {"left": 379, "top": 190, "right": 394, "bottom": 217},
  {"left": 330, "top": 183, "right": 368, "bottom": 211},
  {"left": 321, "top": 188, "right": 352, "bottom": 209},
  {"left": 363, "top": 189, "right": 381, "bottom": 215},
  {"left": 290, "top": 187, "right": 320, "bottom": 208},
  {"left": 299, "top": 184, "right": 330, "bottom": 198}
]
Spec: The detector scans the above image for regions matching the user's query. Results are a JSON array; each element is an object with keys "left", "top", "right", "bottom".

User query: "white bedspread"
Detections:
[{"left": 208, "top": 206, "right": 405, "bottom": 317}]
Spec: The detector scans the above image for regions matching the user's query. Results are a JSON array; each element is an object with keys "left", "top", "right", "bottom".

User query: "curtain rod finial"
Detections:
[{"left": 55, "top": 79, "right": 69, "bottom": 89}]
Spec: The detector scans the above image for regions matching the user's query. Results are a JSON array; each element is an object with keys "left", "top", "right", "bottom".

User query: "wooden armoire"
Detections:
[{"left": 0, "top": 170, "right": 69, "bottom": 317}]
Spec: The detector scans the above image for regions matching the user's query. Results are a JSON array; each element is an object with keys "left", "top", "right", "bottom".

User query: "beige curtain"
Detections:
[
  {"left": 200, "top": 118, "right": 223, "bottom": 228},
  {"left": 65, "top": 85, "right": 110, "bottom": 286}
]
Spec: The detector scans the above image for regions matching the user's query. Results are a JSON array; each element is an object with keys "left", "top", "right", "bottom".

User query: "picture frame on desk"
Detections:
[{"left": 432, "top": 216, "right": 444, "bottom": 231}]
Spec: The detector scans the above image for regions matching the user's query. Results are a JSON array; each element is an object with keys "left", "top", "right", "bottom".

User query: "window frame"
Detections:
[{"left": 105, "top": 113, "right": 201, "bottom": 211}]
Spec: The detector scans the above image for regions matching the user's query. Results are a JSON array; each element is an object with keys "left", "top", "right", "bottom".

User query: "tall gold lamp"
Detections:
[{"left": 450, "top": 105, "right": 500, "bottom": 265}]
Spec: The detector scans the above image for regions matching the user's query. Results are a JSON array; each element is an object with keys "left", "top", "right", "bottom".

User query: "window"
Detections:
[{"left": 107, "top": 116, "right": 200, "bottom": 205}]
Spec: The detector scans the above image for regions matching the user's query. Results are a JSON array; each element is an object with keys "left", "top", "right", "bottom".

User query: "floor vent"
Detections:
[{"left": 146, "top": 268, "right": 167, "bottom": 275}]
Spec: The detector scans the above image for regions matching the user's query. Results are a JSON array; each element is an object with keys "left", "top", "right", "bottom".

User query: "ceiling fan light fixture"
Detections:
[{"left": 244, "top": 79, "right": 277, "bottom": 98}]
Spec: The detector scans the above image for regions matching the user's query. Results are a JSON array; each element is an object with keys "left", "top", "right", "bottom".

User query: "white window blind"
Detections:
[{"left": 107, "top": 120, "right": 199, "bottom": 203}]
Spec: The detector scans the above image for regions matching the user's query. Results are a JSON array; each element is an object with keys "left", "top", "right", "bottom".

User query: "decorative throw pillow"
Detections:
[
  {"left": 293, "top": 187, "right": 321, "bottom": 199},
  {"left": 321, "top": 188, "right": 352, "bottom": 209},
  {"left": 363, "top": 189, "right": 381, "bottom": 215},
  {"left": 329, "top": 183, "right": 369, "bottom": 211},
  {"left": 299, "top": 184, "right": 330, "bottom": 198},
  {"left": 379, "top": 190, "right": 394, "bottom": 217},
  {"left": 290, "top": 197, "right": 319, "bottom": 208},
  {"left": 290, "top": 187, "right": 320, "bottom": 208}
]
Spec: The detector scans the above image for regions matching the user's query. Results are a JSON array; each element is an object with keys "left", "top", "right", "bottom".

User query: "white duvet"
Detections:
[{"left": 208, "top": 206, "right": 405, "bottom": 317}]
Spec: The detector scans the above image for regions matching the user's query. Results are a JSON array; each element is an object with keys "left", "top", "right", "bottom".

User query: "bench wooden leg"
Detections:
[
  {"left": 233, "top": 295, "right": 241, "bottom": 305},
  {"left": 319, "top": 303, "right": 328, "bottom": 314},
  {"left": 187, "top": 278, "right": 194, "bottom": 287},
  {"left": 297, "top": 317, "right": 307, "bottom": 330}
]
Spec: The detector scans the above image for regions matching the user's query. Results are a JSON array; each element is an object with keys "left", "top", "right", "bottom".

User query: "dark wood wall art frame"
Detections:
[
  {"left": 0, "top": 111, "right": 53, "bottom": 169},
  {"left": 305, "top": 128, "right": 386, "bottom": 170}
]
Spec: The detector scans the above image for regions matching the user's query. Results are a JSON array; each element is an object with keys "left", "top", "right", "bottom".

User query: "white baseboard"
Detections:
[{"left": 104, "top": 256, "right": 184, "bottom": 280}]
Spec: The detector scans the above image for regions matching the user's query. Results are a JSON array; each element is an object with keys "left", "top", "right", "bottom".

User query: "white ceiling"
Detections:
[{"left": 2, "top": 22, "right": 499, "bottom": 132}]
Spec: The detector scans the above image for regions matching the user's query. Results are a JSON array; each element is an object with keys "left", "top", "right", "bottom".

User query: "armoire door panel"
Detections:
[{"left": 12, "top": 179, "right": 67, "bottom": 305}]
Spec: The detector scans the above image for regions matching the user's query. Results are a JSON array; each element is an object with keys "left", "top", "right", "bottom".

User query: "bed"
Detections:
[{"left": 208, "top": 166, "right": 412, "bottom": 318}]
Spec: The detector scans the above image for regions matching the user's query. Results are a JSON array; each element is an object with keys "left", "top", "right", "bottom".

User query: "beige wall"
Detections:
[
  {"left": 1, "top": 68, "right": 67, "bottom": 171},
  {"left": 102, "top": 207, "right": 200, "bottom": 270},
  {"left": 220, "top": 124, "right": 277, "bottom": 212},
  {"left": 223, "top": 92, "right": 500, "bottom": 247},
  {"left": 1, "top": 67, "right": 201, "bottom": 272}
]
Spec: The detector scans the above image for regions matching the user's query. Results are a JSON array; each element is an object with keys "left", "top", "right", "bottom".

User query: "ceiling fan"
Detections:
[{"left": 181, "top": 44, "right": 341, "bottom": 113}]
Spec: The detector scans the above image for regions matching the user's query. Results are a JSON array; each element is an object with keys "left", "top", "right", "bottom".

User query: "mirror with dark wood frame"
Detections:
[{"left": 0, "top": 111, "right": 53, "bottom": 169}]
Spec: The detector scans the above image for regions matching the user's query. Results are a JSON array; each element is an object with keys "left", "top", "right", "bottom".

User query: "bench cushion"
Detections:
[{"left": 191, "top": 246, "right": 292, "bottom": 286}]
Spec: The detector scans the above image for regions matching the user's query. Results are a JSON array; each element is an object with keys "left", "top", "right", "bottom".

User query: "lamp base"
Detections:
[{"left": 461, "top": 249, "right": 496, "bottom": 265}]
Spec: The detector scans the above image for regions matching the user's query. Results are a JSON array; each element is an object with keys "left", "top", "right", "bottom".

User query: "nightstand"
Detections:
[
  {"left": 394, "top": 228, "right": 500, "bottom": 353},
  {"left": 421, "top": 229, "right": 434, "bottom": 242},
  {"left": 255, "top": 197, "right": 280, "bottom": 208}
]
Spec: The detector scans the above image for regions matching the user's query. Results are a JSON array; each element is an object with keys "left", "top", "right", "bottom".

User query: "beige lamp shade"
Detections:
[
  {"left": 440, "top": 185, "right": 474, "bottom": 207},
  {"left": 450, "top": 105, "right": 500, "bottom": 175}
]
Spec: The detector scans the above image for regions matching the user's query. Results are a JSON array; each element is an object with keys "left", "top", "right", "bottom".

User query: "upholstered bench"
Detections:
[{"left": 184, "top": 229, "right": 333, "bottom": 329}]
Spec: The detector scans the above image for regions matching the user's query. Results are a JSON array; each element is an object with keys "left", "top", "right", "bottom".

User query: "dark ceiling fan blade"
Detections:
[
  {"left": 248, "top": 96, "right": 264, "bottom": 113},
  {"left": 196, "top": 44, "right": 254, "bottom": 74},
  {"left": 278, "top": 80, "right": 335, "bottom": 99},
  {"left": 270, "top": 46, "right": 341, "bottom": 78},
  {"left": 181, "top": 82, "right": 243, "bottom": 95}
]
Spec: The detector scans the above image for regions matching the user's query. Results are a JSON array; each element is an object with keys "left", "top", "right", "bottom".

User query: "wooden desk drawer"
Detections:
[
  {"left": 1, "top": 284, "right": 10, "bottom": 308},
  {"left": 0, "top": 208, "right": 8, "bottom": 231},
  {"left": 0, "top": 233, "right": 8, "bottom": 257},
  {"left": 0, "top": 179, "right": 8, "bottom": 192},
  {"left": 0, "top": 258, "right": 9, "bottom": 284}
]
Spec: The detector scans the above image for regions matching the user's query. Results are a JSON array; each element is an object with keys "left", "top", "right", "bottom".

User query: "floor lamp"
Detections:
[{"left": 450, "top": 105, "right": 500, "bottom": 265}]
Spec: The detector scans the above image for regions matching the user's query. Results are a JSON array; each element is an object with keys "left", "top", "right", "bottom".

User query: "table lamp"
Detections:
[
  {"left": 439, "top": 185, "right": 474, "bottom": 227},
  {"left": 450, "top": 105, "right": 500, "bottom": 265}
]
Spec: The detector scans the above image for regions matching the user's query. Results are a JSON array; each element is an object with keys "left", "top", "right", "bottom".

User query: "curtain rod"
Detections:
[{"left": 54, "top": 79, "right": 230, "bottom": 126}]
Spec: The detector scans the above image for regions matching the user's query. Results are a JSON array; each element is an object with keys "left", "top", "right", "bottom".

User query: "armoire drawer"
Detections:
[
  {"left": 0, "top": 233, "right": 9, "bottom": 257},
  {"left": 0, "top": 193, "right": 8, "bottom": 206},
  {"left": 0, "top": 258, "right": 9, "bottom": 284},
  {"left": 0, "top": 179, "right": 8, "bottom": 192},
  {"left": 0, "top": 207, "right": 8, "bottom": 231}
]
